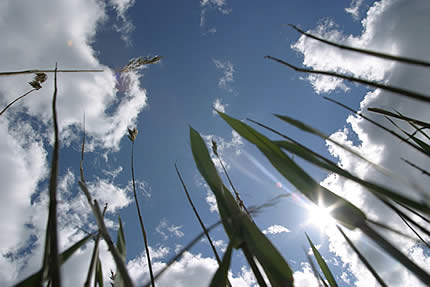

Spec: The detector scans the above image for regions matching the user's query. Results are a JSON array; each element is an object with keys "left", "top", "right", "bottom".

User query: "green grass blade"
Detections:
[
  {"left": 209, "top": 241, "right": 234, "bottom": 287},
  {"left": 114, "top": 217, "right": 127, "bottom": 287},
  {"left": 265, "top": 55, "right": 430, "bottom": 103},
  {"left": 289, "top": 25, "right": 430, "bottom": 68},
  {"left": 305, "top": 234, "right": 338, "bottom": 287},
  {"left": 218, "top": 112, "right": 366, "bottom": 230},
  {"left": 15, "top": 233, "right": 94, "bottom": 287},
  {"left": 336, "top": 226, "right": 388, "bottom": 287},
  {"left": 95, "top": 256, "right": 104, "bottom": 287},
  {"left": 190, "top": 126, "right": 294, "bottom": 286},
  {"left": 368, "top": 107, "right": 430, "bottom": 128}
]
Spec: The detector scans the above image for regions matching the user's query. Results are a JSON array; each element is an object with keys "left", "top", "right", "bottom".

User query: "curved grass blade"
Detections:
[
  {"left": 336, "top": 226, "right": 388, "bottom": 287},
  {"left": 368, "top": 107, "right": 430, "bottom": 128},
  {"left": 190, "top": 126, "right": 294, "bottom": 286},
  {"left": 289, "top": 24, "right": 430, "bottom": 68},
  {"left": 218, "top": 112, "right": 367, "bottom": 230},
  {"left": 323, "top": 97, "right": 427, "bottom": 157},
  {"left": 265, "top": 55, "right": 430, "bottom": 103},
  {"left": 15, "top": 233, "right": 94, "bottom": 287},
  {"left": 0, "top": 89, "right": 37, "bottom": 116},
  {"left": 209, "top": 241, "right": 234, "bottom": 287},
  {"left": 305, "top": 233, "right": 338, "bottom": 287}
]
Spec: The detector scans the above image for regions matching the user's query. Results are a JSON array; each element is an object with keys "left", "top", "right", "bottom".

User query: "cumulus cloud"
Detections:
[
  {"left": 293, "top": 263, "right": 320, "bottom": 287},
  {"left": 262, "top": 224, "right": 291, "bottom": 235},
  {"left": 292, "top": 0, "right": 430, "bottom": 285}
]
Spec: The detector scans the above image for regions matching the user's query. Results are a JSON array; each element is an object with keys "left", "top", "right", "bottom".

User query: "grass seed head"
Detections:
[
  {"left": 128, "top": 127, "right": 138, "bottom": 142},
  {"left": 28, "top": 72, "right": 48, "bottom": 90},
  {"left": 211, "top": 139, "right": 218, "bottom": 156}
]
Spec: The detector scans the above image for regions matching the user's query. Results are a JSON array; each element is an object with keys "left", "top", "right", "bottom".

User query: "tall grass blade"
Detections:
[
  {"left": 360, "top": 224, "right": 430, "bottom": 284},
  {"left": 0, "top": 69, "right": 104, "bottom": 76},
  {"left": 265, "top": 55, "right": 430, "bottom": 103},
  {"left": 289, "top": 24, "right": 430, "bottom": 68},
  {"left": 305, "top": 233, "right": 338, "bottom": 287},
  {"left": 336, "top": 226, "right": 388, "bottom": 287},
  {"left": 114, "top": 217, "right": 127, "bottom": 287},
  {"left": 95, "top": 256, "right": 103, "bottom": 287},
  {"left": 218, "top": 112, "right": 367, "bottom": 230},
  {"left": 304, "top": 248, "right": 328, "bottom": 287},
  {"left": 367, "top": 107, "right": 430, "bottom": 128},
  {"left": 323, "top": 97, "right": 427, "bottom": 156},
  {"left": 209, "top": 241, "right": 234, "bottom": 287},
  {"left": 129, "top": 135, "right": 155, "bottom": 287},
  {"left": 15, "top": 233, "right": 94, "bottom": 287},
  {"left": 190, "top": 126, "right": 295, "bottom": 286}
]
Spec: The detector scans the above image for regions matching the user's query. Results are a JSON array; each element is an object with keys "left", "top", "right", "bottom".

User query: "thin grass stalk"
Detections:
[
  {"left": 366, "top": 219, "right": 421, "bottom": 242},
  {"left": 174, "top": 164, "right": 226, "bottom": 267},
  {"left": 212, "top": 144, "right": 252, "bottom": 218},
  {"left": 241, "top": 244, "right": 268, "bottom": 287},
  {"left": 395, "top": 200, "right": 430, "bottom": 225},
  {"left": 398, "top": 213, "right": 430, "bottom": 249},
  {"left": 143, "top": 220, "right": 222, "bottom": 287},
  {"left": 84, "top": 204, "right": 108, "bottom": 287},
  {"left": 0, "top": 88, "right": 37, "bottom": 116},
  {"left": 265, "top": 55, "right": 430, "bottom": 103},
  {"left": 360, "top": 223, "right": 430, "bottom": 284},
  {"left": 336, "top": 226, "right": 388, "bottom": 287},
  {"left": 44, "top": 64, "right": 61, "bottom": 286},
  {"left": 380, "top": 198, "right": 430, "bottom": 242},
  {"left": 323, "top": 97, "right": 428, "bottom": 157},
  {"left": 289, "top": 24, "right": 430, "bottom": 68},
  {"left": 78, "top": 115, "right": 134, "bottom": 287},
  {"left": 0, "top": 69, "right": 103, "bottom": 76},
  {"left": 367, "top": 108, "right": 430, "bottom": 128},
  {"left": 130, "top": 140, "right": 155, "bottom": 287}
]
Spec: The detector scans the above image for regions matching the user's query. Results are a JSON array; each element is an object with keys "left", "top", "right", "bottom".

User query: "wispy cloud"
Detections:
[
  {"left": 213, "top": 59, "right": 235, "bottom": 92},
  {"left": 212, "top": 98, "right": 227, "bottom": 115},
  {"left": 108, "top": 0, "right": 136, "bottom": 45},
  {"left": 345, "top": 0, "right": 365, "bottom": 19},
  {"left": 200, "top": 0, "right": 232, "bottom": 33},
  {"left": 156, "top": 219, "right": 185, "bottom": 240}
]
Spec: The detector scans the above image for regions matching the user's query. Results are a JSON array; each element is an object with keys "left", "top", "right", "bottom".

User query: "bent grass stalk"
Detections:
[{"left": 128, "top": 128, "right": 155, "bottom": 287}]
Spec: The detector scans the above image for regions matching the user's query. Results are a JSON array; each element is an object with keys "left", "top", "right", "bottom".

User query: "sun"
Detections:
[{"left": 307, "top": 203, "right": 335, "bottom": 229}]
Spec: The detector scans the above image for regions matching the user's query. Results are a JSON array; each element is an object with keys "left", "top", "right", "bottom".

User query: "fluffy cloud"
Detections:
[
  {"left": 263, "top": 224, "right": 291, "bottom": 235},
  {"left": 292, "top": 0, "right": 430, "bottom": 285},
  {"left": 212, "top": 98, "right": 227, "bottom": 115},
  {"left": 293, "top": 263, "right": 320, "bottom": 287}
]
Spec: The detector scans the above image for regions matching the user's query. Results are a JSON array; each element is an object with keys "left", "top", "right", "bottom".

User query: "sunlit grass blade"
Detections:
[
  {"left": 305, "top": 233, "right": 338, "bottom": 287},
  {"left": 15, "top": 233, "right": 94, "bottom": 287},
  {"left": 218, "top": 112, "right": 367, "bottom": 230},
  {"left": 114, "top": 217, "right": 127, "bottom": 287},
  {"left": 209, "top": 241, "right": 234, "bottom": 287},
  {"left": 265, "top": 55, "right": 430, "bottom": 103},
  {"left": 336, "top": 226, "right": 388, "bottom": 287},
  {"left": 304, "top": 248, "right": 328, "bottom": 287},
  {"left": 190, "top": 126, "right": 295, "bottom": 286},
  {"left": 323, "top": 97, "right": 427, "bottom": 157},
  {"left": 289, "top": 24, "right": 430, "bottom": 68}
]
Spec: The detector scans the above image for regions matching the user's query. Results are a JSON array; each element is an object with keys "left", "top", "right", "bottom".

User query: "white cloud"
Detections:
[
  {"left": 345, "top": 0, "right": 365, "bottom": 19},
  {"left": 212, "top": 98, "right": 227, "bottom": 115},
  {"left": 213, "top": 59, "right": 235, "bottom": 92},
  {"left": 292, "top": 0, "right": 430, "bottom": 285},
  {"left": 88, "top": 177, "right": 133, "bottom": 213},
  {"left": 200, "top": 0, "right": 232, "bottom": 32},
  {"left": 108, "top": 0, "right": 136, "bottom": 45},
  {"left": 156, "top": 219, "right": 185, "bottom": 240},
  {"left": 262, "top": 224, "right": 291, "bottom": 235},
  {"left": 293, "top": 263, "right": 320, "bottom": 287}
]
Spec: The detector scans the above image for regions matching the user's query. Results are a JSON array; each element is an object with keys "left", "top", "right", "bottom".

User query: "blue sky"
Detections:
[{"left": 1, "top": 0, "right": 430, "bottom": 286}]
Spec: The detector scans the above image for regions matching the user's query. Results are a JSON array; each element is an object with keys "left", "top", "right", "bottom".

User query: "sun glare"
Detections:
[{"left": 307, "top": 204, "right": 335, "bottom": 229}]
